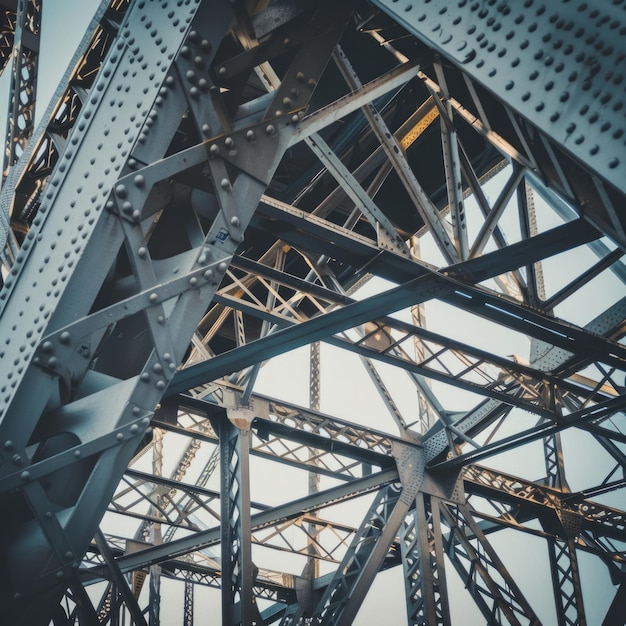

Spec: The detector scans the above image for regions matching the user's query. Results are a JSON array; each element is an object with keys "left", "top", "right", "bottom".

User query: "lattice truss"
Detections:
[{"left": 0, "top": 0, "right": 624, "bottom": 625}]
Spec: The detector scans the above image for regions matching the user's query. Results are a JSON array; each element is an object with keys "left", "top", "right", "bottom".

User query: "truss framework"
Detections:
[{"left": 0, "top": 1, "right": 624, "bottom": 625}]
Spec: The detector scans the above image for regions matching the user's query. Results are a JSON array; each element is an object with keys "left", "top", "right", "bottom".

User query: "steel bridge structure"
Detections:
[{"left": 0, "top": 0, "right": 625, "bottom": 624}]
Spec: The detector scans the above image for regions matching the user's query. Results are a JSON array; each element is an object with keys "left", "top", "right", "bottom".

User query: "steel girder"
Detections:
[
  {"left": 0, "top": 1, "right": 625, "bottom": 625},
  {"left": 371, "top": 0, "right": 626, "bottom": 247}
]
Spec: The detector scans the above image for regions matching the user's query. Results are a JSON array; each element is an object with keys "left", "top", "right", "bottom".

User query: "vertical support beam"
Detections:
[
  {"left": 149, "top": 428, "right": 163, "bottom": 626},
  {"left": 433, "top": 61, "right": 468, "bottom": 261},
  {"left": 400, "top": 493, "right": 451, "bottom": 625},
  {"left": 184, "top": 580, "right": 194, "bottom": 626},
  {"left": 307, "top": 340, "right": 321, "bottom": 580},
  {"left": 517, "top": 181, "right": 546, "bottom": 307},
  {"left": 547, "top": 538, "right": 587, "bottom": 626},
  {"left": 543, "top": 431, "right": 587, "bottom": 625},
  {"left": 2, "top": 0, "right": 41, "bottom": 180},
  {"left": 220, "top": 417, "right": 257, "bottom": 626},
  {"left": 410, "top": 236, "right": 438, "bottom": 434}
]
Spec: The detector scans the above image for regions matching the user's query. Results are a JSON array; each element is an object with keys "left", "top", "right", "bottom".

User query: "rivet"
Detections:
[
  {"left": 12, "top": 454, "right": 22, "bottom": 466},
  {"left": 134, "top": 174, "right": 146, "bottom": 188},
  {"left": 220, "top": 178, "right": 230, "bottom": 190},
  {"left": 204, "top": 269, "right": 213, "bottom": 279},
  {"left": 116, "top": 432, "right": 124, "bottom": 441},
  {"left": 210, "top": 144, "right": 219, "bottom": 155},
  {"left": 130, "top": 424, "right": 139, "bottom": 434},
  {"left": 65, "top": 551, "right": 74, "bottom": 560},
  {"left": 156, "top": 380, "right": 166, "bottom": 390},
  {"left": 59, "top": 332, "right": 71, "bottom": 345},
  {"left": 202, "top": 123, "right": 211, "bottom": 136},
  {"left": 141, "top": 372, "right": 150, "bottom": 382},
  {"left": 218, "top": 66, "right": 227, "bottom": 76},
  {"left": 149, "top": 292, "right": 158, "bottom": 303},
  {"left": 74, "top": 450, "right": 81, "bottom": 458},
  {"left": 190, "top": 276, "right": 198, "bottom": 286},
  {"left": 138, "top": 247, "right": 148, "bottom": 258},
  {"left": 194, "top": 55, "right": 203, "bottom": 66},
  {"left": 41, "top": 341, "right": 54, "bottom": 354},
  {"left": 265, "top": 124, "right": 275, "bottom": 135},
  {"left": 20, "top": 471, "right": 30, "bottom": 481},
  {"left": 218, "top": 262, "right": 228, "bottom": 272},
  {"left": 609, "top": 157, "right": 619, "bottom": 168},
  {"left": 115, "top": 184, "right": 128, "bottom": 198},
  {"left": 231, "top": 216, "right": 240, "bottom": 227},
  {"left": 3, "top": 440, "right": 13, "bottom": 450},
  {"left": 246, "top": 129, "right": 255, "bottom": 141},
  {"left": 225, "top": 137, "right": 234, "bottom": 148}
]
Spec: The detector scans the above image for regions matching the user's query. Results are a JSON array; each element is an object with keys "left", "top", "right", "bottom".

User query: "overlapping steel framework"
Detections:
[{"left": 0, "top": 0, "right": 624, "bottom": 624}]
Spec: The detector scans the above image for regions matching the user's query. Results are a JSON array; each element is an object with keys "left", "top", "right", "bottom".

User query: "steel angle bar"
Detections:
[
  {"left": 174, "top": 276, "right": 624, "bottom": 427},
  {"left": 305, "top": 132, "right": 410, "bottom": 257},
  {"left": 432, "top": 60, "right": 469, "bottom": 262},
  {"left": 424, "top": 293, "right": 626, "bottom": 464},
  {"left": 463, "top": 465, "right": 626, "bottom": 546},
  {"left": 169, "top": 217, "right": 600, "bottom": 394},
  {"left": 167, "top": 274, "right": 455, "bottom": 394},
  {"left": 290, "top": 58, "right": 420, "bottom": 145},
  {"left": 82, "top": 468, "right": 399, "bottom": 580},
  {"left": 371, "top": 0, "right": 626, "bottom": 205},
  {"left": 428, "top": 395, "right": 626, "bottom": 472},
  {"left": 332, "top": 44, "right": 458, "bottom": 264}
]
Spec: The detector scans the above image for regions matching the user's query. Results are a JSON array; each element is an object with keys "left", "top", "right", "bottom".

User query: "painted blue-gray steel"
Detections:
[
  {"left": 372, "top": 0, "right": 626, "bottom": 244},
  {"left": 0, "top": 0, "right": 625, "bottom": 624}
]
